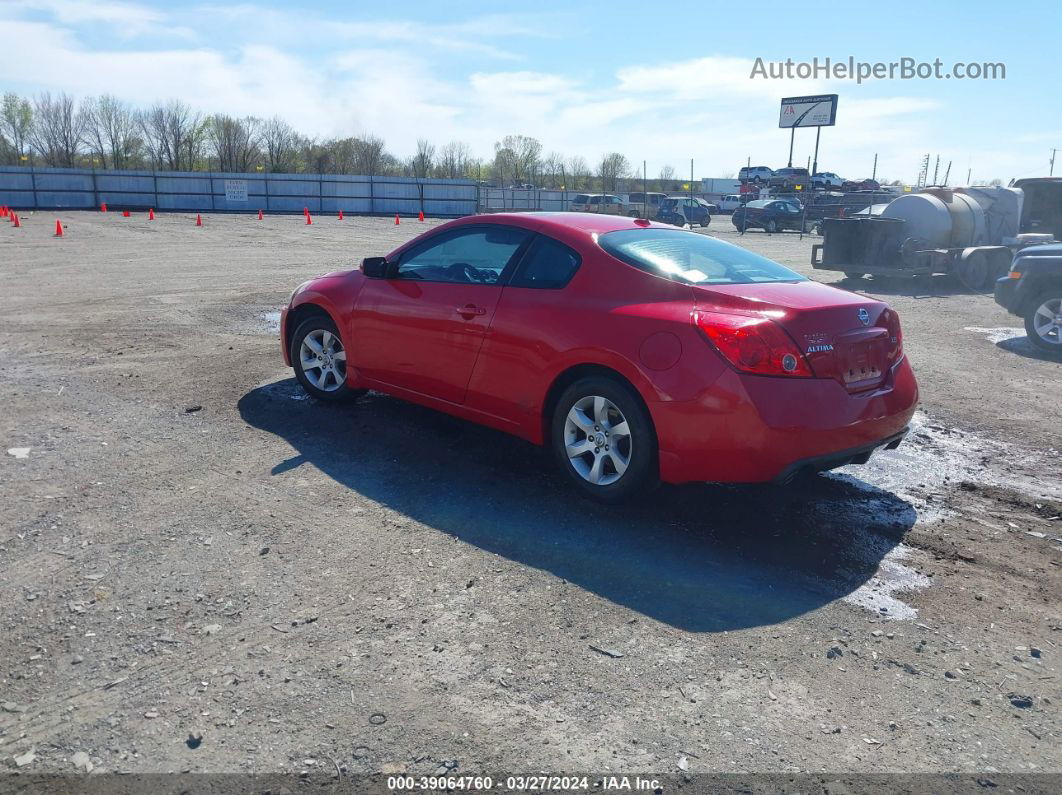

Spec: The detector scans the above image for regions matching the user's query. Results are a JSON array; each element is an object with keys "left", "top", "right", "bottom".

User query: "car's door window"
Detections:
[
  {"left": 397, "top": 227, "right": 529, "bottom": 284},
  {"left": 508, "top": 235, "right": 582, "bottom": 289}
]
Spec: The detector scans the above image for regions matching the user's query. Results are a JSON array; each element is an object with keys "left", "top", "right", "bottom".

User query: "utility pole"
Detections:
[
  {"left": 642, "top": 160, "right": 647, "bottom": 218},
  {"left": 1051, "top": 149, "right": 1057, "bottom": 176},
  {"left": 811, "top": 126, "right": 821, "bottom": 176},
  {"left": 966, "top": 167, "right": 972, "bottom": 185},
  {"left": 943, "top": 161, "right": 951, "bottom": 186},
  {"left": 872, "top": 153, "right": 877, "bottom": 181},
  {"left": 932, "top": 155, "right": 940, "bottom": 185}
]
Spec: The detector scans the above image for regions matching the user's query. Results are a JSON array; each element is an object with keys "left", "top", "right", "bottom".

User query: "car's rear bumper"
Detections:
[{"left": 651, "top": 357, "right": 918, "bottom": 484}]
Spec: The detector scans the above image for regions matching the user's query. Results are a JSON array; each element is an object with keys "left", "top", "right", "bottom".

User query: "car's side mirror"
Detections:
[{"left": 362, "top": 256, "right": 391, "bottom": 278}]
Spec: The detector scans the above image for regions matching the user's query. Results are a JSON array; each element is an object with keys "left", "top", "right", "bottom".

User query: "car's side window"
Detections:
[
  {"left": 508, "top": 235, "right": 581, "bottom": 290},
  {"left": 397, "top": 227, "right": 529, "bottom": 284}
]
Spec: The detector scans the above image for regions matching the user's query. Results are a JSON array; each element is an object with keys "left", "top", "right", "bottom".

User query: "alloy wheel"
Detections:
[
  {"left": 563, "top": 395, "right": 633, "bottom": 486},
  {"left": 1031, "top": 298, "right": 1062, "bottom": 346},
  {"left": 299, "top": 328, "right": 347, "bottom": 391}
]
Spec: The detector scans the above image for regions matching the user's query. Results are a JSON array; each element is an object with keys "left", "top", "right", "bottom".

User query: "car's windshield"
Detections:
[{"left": 599, "top": 229, "right": 805, "bottom": 285}]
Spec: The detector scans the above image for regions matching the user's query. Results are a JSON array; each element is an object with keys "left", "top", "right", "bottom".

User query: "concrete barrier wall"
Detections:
[{"left": 0, "top": 167, "right": 479, "bottom": 216}]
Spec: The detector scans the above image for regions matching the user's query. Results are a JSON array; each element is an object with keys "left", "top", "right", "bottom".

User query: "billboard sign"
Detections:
[{"left": 778, "top": 94, "right": 838, "bottom": 128}]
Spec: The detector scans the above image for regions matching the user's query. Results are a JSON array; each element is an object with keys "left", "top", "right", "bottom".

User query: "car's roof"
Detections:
[{"left": 451, "top": 212, "right": 674, "bottom": 235}]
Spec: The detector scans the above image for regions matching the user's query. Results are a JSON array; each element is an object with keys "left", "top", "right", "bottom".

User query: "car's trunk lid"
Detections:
[{"left": 693, "top": 280, "right": 898, "bottom": 392}]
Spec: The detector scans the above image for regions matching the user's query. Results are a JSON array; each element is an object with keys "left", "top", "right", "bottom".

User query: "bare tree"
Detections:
[
  {"left": 29, "top": 92, "right": 85, "bottom": 167},
  {"left": 566, "top": 156, "right": 590, "bottom": 190},
  {"left": 436, "top": 140, "right": 472, "bottom": 179},
  {"left": 1, "top": 93, "right": 33, "bottom": 164},
  {"left": 138, "top": 100, "right": 205, "bottom": 171},
  {"left": 658, "top": 164, "right": 676, "bottom": 192},
  {"left": 82, "top": 95, "right": 141, "bottom": 169},
  {"left": 325, "top": 137, "right": 358, "bottom": 174},
  {"left": 411, "top": 138, "right": 435, "bottom": 179},
  {"left": 259, "top": 116, "right": 298, "bottom": 172},
  {"left": 598, "top": 152, "right": 630, "bottom": 192},
  {"left": 541, "top": 151, "right": 566, "bottom": 188},
  {"left": 493, "top": 134, "right": 541, "bottom": 186},
  {"left": 205, "top": 114, "right": 260, "bottom": 172},
  {"left": 354, "top": 135, "right": 388, "bottom": 177}
]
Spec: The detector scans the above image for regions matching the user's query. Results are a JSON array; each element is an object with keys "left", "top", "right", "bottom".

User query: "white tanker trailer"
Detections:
[{"left": 811, "top": 178, "right": 1062, "bottom": 289}]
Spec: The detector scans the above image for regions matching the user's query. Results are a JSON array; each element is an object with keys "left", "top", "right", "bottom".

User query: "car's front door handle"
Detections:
[{"left": 456, "top": 304, "right": 486, "bottom": 318}]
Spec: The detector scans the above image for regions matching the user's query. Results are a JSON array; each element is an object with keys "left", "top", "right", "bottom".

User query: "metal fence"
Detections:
[{"left": 0, "top": 166, "right": 478, "bottom": 216}]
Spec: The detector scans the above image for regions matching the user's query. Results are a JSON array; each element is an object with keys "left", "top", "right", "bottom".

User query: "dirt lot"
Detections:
[{"left": 1, "top": 210, "right": 1059, "bottom": 780}]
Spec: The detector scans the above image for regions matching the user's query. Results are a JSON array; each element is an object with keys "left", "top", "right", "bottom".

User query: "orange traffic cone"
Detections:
[
  {"left": 257, "top": 209, "right": 263, "bottom": 220},
  {"left": 54, "top": 219, "right": 63, "bottom": 237},
  {"left": 122, "top": 209, "right": 130, "bottom": 217},
  {"left": 305, "top": 213, "right": 313, "bottom": 225},
  {"left": 418, "top": 210, "right": 425, "bottom": 222},
  {"left": 0, "top": 205, "right": 7, "bottom": 217},
  {"left": 12, "top": 213, "right": 21, "bottom": 228},
  {"left": 100, "top": 202, "right": 107, "bottom": 212},
  {"left": 196, "top": 214, "right": 202, "bottom": 227},
  {"left": 148, "top": 208, "right": 155, "bottom": 220},
  {"left": 338, "top": 209, "right": 344, "bottom": 220},
  {"left": 303, "top": 207, "right": 309, "bottom": 216},
  {"left": 394, "top": 214, "right": 400, "bottom": 225}
]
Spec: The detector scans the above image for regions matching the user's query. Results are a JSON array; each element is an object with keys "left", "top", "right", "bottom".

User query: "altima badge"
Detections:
[
  {"left": 806, "top": 343, "right": 834, "bottom": 353},
  {"left": 858, "top": 308, "right": 870, "bottom": 326}
]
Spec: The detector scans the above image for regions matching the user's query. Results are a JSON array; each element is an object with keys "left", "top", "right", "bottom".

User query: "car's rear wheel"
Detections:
[
  {"left": 699, "top": 216, "right": 710, "bottom": 227},
  {"left": 551, "top": 376, "right": 657, "bottom": 503},
  {"left": 290, "top": 315, "right": 366, "bottom": 401},
  {"left": 1024, "top": 293, "right": 1062, "bottom": 354}
]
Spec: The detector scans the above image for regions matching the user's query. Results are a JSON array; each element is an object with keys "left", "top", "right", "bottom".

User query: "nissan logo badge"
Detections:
[{"left": 858, "top": 308, "right": 870, "bottom": 326}]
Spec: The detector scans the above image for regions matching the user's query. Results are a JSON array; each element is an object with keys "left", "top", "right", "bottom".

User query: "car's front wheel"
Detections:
[
  {"left": 1024, "top": 293, "right": 1062, "bottom": 354},
  {"left": 552, "top": 376, "right": 657, "bottom": 503},
  {"left": 765, "top": 219, "right": 779, "bottom": 233},
  {"left": 290, "top": 314, "right": 366, "bottom": 401}
]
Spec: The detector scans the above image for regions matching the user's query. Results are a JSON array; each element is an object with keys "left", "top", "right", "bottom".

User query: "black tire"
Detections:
[
  {"left": 699, "top": 216, "right": 710, "bottom": 227},
  {"left": 844, "top": 271, "right": 864, "bottom": 280},
  {"left": 290, "top": 314, "right": 366, "bottom": 402},
  {"left": 765, "top": 219, "right": 779, "bottom": 234},
  {"left": 1023, "top": 292, "right": 1062, "bottom": 354},
  {"left": 551, "top": 376, "right": 658, "bottom": 503}
]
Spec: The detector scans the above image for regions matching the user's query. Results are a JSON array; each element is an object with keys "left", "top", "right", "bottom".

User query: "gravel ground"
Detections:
[{"left": 0, "top": 210, "right": 1059, "bottom": 779}]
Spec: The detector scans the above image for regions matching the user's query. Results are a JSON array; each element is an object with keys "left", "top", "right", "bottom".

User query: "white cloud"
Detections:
[{"left": 5, "top": 0, "right": 194, "bottom": 39}]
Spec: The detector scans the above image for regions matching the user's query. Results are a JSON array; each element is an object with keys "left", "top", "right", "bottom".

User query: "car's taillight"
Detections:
[
  {"left": 693, "top": 311, "right": 814, "bottom": 377},
  {"left": 878, "top": 308, "right": 904, "bottom": 362}
]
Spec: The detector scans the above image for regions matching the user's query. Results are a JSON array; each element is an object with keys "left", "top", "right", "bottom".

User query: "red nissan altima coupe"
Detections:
[{"left": 280, "top": 213, "right": 917, "bottom": 502}]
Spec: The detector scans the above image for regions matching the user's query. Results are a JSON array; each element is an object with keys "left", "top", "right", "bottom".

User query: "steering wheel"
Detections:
[{"left": 446, "top": 262, "right": 486, "bottom": 283}]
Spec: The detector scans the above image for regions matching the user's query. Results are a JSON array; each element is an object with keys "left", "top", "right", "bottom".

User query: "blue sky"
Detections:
[{"left": 1, "top": 0, "right": 1058, "bottom": 182}]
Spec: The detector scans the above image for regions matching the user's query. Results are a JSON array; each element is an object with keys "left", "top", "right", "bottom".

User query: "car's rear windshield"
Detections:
[{"left": 599, "top": 229, "right": 805, "bottom": 285}]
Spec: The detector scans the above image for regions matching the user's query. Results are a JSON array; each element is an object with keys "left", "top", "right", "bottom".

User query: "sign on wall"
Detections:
[
  {"left": 224, "top": 179, "right": 248, "bottom": 202},
  {"left": 778, "top": 95, "right": 838, "bottom": 128}
]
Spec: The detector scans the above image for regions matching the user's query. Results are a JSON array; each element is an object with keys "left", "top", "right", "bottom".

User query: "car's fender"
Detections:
[{"left": 284, "top": 269, "right": 366, "bottom": 360}]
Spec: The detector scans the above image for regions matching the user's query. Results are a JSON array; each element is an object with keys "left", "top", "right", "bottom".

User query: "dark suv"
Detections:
[
  {"left": 656, "top": 197, "right": 712, "bottom": 227},
  {"left": 769, "top": 168, "right": 810, "bottom": 190},
  {"left": 995, "top": 243, "right": 1062, "bottom": 354}
]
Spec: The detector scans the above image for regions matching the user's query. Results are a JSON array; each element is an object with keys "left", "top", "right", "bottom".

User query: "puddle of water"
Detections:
[
  {"left": 829, "top": 410, "right": 1058, "bottom": 619},
  {"left": 965, "top": 326, "right": 1025, "bottom": 344},
  {"left": 262, "top": 311, "right": 281, "bottom": 334}
]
